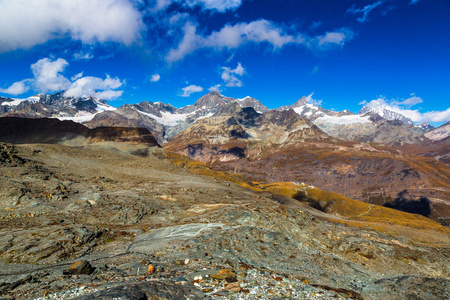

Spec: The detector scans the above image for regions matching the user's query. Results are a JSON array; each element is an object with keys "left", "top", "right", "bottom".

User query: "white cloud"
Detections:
[
  {"left": 31, "top": 58, "right": 72, "bottom": 93},
  {"left": 179, "top": 84, "right": 203, "bottom": 97},
  {"left": 166, "top": 20, "right": 354, "bottom": 62},
  {"left": 305, "top": 93, "right": 323, "bottom": 106},
  {"left": 221, "top": 62, "right": 245, "bottom": 87},
  {"left": 347, "top": 1, "right": 384, "bottom": 23},
  {"left": 74, "top": 51, "right": 94, "bottom": 61},
  {"left": 0, "top": 0, "right": 144, "bottom": 53},
  {"left": 64, "top": 75, "right": 124, "bottom": 100},
  {"left": 315, "top": 28, "right": 354, "bottom": 48},
  {"left": 0, "top": 80, "right": 31, "bottom": 96},
  {"left": 421, "top": 108, "right": 450, "bottom": 123},
  {"left": 395, "top": 96, "right": 423, "bottom": 107},
  {"left": 71, "top": 72, "right": 84, "bottom": 81},
  {"left": 150, "top": 74, "right": 161, "bottom": 82},
  {"left": 358, "top": 100, "right": 368, "bottom": 106},
  {"left": 209, "top": 84, "right": 222, "bottom": 92},
  {"left": 0, "top": 57, "right": 124, "bottom": 100},
  {"left": 166, "top": 20, "right": 295, "bottom": 62},
  {"left": 155, "top": 0, "right": 242, "bottom": 12}
]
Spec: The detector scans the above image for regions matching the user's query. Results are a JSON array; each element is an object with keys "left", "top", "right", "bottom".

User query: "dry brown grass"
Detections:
[{"left": 162, "top": 150, "right": 450, "bottom": 241}]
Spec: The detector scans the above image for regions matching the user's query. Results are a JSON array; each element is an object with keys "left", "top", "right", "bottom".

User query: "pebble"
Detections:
[
  {"left": 148, "top": 264, "right": 155, "bottom": 274},
  {"left": 192, "top": 268, "right": 348, "bottom": 299},
  {"left": 31, "top": 286, "right": 98, "bottom": 300}
]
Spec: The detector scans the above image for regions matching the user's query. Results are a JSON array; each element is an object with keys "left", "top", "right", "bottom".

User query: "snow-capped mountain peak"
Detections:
[
  {"left": 358, "top": 99, "right": 414, "bottom": 125},
  {"left": 235, "top": 96, "right": 268, "bottom": 113},
  {"left": 0, "top": 92, "right": 116, "bottom": 122}
]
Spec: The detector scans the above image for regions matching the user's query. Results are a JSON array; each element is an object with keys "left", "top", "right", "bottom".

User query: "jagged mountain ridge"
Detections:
[
  {"left": 358, "top": 99, "right": 414, "bottom": 125},
  {"left": 0, "top": 92, "right": 116, "bottom": 122},
  {"left": 165, "top": 104, "right": 331, "bottom": 163},
  {"left": 0, "top": 91, "right": 443, "bottom": 146},
  {"left": 276, "top": 97, "right": 432, "bottom": 145}
]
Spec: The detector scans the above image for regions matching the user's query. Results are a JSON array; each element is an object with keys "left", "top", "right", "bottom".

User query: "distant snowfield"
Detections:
[
  {"left": 137, "top": 109, "right": 195, "bottom": 126},
  {"left": 57, "top": 102, "right": 116, "bottom": 123},
  {"left": 1, "top": 96, "right": 40, "bottom": 106},
  {"left": 314, "top": 114, "right": 371, "bottom": 125}
]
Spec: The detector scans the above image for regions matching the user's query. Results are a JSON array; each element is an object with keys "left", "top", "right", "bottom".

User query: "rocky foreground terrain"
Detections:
[{"left": 0, "top": 135, "right": 449, "bottom": 299}]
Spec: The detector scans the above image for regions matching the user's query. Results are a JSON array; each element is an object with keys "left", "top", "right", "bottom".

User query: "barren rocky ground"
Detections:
[{"left": 0, "top": 142, "right": 449, "bottom": 299}]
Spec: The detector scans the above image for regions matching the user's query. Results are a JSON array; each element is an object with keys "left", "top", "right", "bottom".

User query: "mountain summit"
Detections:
[{"left": 359, "top": 99, "right": 414, "bottom": 125}]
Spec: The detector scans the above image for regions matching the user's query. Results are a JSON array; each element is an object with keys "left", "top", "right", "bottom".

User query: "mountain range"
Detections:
[{"left": 1, "top": 91, "right": 444, "bottom": 146}]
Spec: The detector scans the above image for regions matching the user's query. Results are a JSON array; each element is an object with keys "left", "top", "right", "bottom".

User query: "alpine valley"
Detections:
[{"left": 0, "top": 91, "right": 449, "bottom": 300}]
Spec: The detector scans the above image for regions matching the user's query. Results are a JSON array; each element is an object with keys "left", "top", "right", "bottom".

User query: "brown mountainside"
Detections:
[
  {"left": 165, "top": 106, "right": 450, "bottom": 226},
  {"left": 0, "top": 117, "right": 160, "bottom": 147}
]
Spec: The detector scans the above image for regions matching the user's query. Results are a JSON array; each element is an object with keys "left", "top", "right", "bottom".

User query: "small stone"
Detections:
[
  {"left": 225, "top": 282, "right": 241, "bottom": 292},
  {"left": 211, "top": 269, "right": 237, "bottom": 280},
  {"left": 148, "top": 264, "right": 155, "bottom": 274},
  {"left": 184, "top": 258, "right": 190, "bottom": 265},
  {"left": 66, "top": 260, "right": 94, "bottom": 275}
]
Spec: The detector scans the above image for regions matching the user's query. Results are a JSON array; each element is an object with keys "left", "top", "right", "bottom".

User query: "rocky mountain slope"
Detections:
[
  {"left": 165, "top": 105, "right": 450, "bottom": 226},
  {"left": 314, "top": 113, "right": 428, "bottom": 145},
  {"left": 425, "top": 121, "right": 450, "bottom": 141},
  {"left": 398, "top": 122, "right": 450, "bottom": 165},
  {"left": 277, "top": 97, "right": 430, "bottom": 145},
  {"left": 0, "top": 92, "right": 116, "bottom": 122},
  {"left": 0, "top": 124, "right": 449, "bottom": 299},
  {"left": 0, "top": 117, "right": 160, "bottom": 147},
  {"left": 86, "top": 92, "right": 269, "bottom": 143},
  {"left": 166, "top": 104, "right": 330, "bottom": 163}
]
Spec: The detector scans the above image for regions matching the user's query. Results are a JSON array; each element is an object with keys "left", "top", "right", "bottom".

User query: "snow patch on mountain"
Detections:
[
  {"left": 358, "top": 99, "right": 414, "bottom": 124},
  {"left": 424, "top": 122, "right": 450, "bottom": 141},
  {"left": 293, "top": 104, "right": 324, "bottom": 118},
  {"left": 57, "top": 100, "right": 116, "bottom": 122},
  {"left": 137, "top": 109, "right": 195, "bottom": 126},
  {"left": 1, "top": 96, "right": 40, "bottom": 106},
  {"left": 315, "top": 114, "right": 371, "bottom": 125}
]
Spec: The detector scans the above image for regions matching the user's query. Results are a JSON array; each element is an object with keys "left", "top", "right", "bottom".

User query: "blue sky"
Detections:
[{"left": 0, "top": 0, "right": 449, "bottom": 124}]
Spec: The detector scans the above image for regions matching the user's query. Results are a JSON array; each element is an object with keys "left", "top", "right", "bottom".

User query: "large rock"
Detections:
[{"left": 73, "top": 280, "right": 205, "bottom": 300}]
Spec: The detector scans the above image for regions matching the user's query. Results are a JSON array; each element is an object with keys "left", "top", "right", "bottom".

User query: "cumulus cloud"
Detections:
[
  {"left": 0, "top": 57, "right": 124, "bottom": 100},
  {"left": 0, "top": 80, "right": 31, "bottom": 96},
  {"left": 0, "top": 0, "right": 144, "bottom": 53},
  {"left": 71, "top": 72, "right": 84, "bottom": 81},
  {"left": 150, "top": 74, "right": 161, "bottom": 82},
  {"left": 74, "top": 51, "right": 94, "bottom": 61},
  {"left": 154, "top": 0, "right": 242, "bottom": 12},
  {"left": 315, "top": 28, "right": 354, "bottom": 48},
  {"left": 363, "top": 96, "right": 450, "bottom": 123},
  {"left": 209, "top": 84, "right": 222, "bottom": 92},
  {"left": 394, "top": 95, "right": 423, "bottom": 107},
  {"left": 31, "top": 58, "right": 72, "bottom": 93},
  {"left": 358, "top": 100, "right": 368, "bottom": 106},
  {"left": 347, "top": 1, "right": 384, "bottom": 23},
  {"left": 166, "top": 20, "right": 354, "bottom": 62},
  {"left": 64, "top": 75, "right": 124, "bottom": 99},
  {"left": 179, "top": 84, "right": 203, "bottom": 97},
  {"left": 221, "top": 62, "right": 245, "bottom": 87},
  {"left": 305, "top": 93, "right": 323, "bottom": 106}
]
